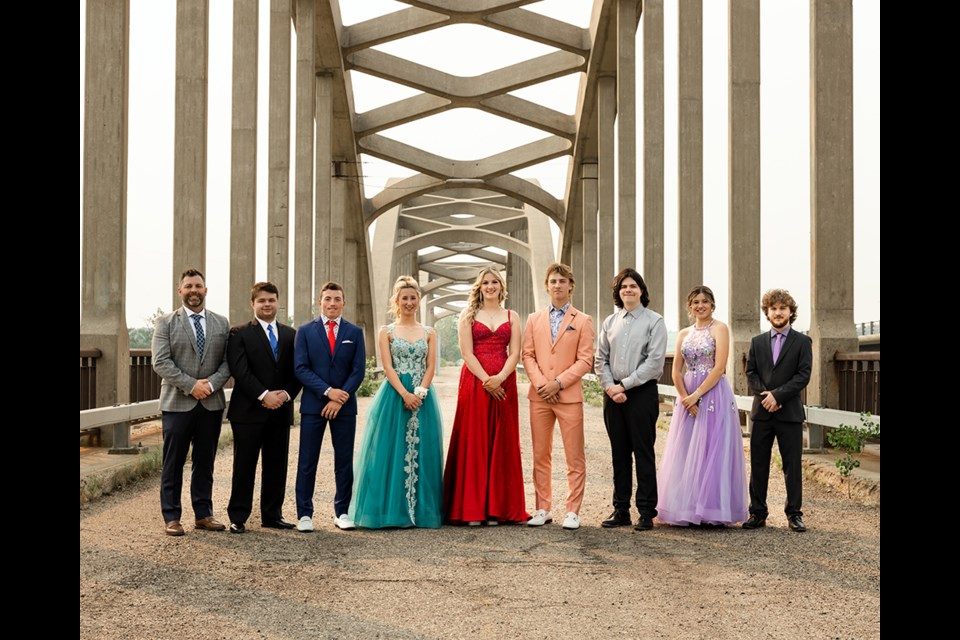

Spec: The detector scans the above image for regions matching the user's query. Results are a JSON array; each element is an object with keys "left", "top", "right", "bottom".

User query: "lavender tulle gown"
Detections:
[{"left": 657, "top": 324, "right": 749, "bottom": 526}]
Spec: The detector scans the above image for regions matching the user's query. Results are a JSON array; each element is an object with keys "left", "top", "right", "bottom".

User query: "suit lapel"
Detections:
[
  {"left": 552, "top": 308, "right": 577, "bottom": 349},
  {"left": 178, "top": 309, "right": 202, "bottom": 361},
  {"left": 251, "top": 320, "right": 274, "bottom": 360},
  {"left": 774, "top": 330, "right": 798, "bottom": 369}
]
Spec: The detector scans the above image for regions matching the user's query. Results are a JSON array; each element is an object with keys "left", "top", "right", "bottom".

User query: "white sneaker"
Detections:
[
  {"left": 486, "top": 520, "right": 499, "bottom": 526},
  {"left": 297, "top": 516, "right": 313, "bottom": 532},
  {"left": 562, "top": 512, "right": 580, "bottom": 530},
  {"left": 334, "top": 514, "right": 356, "bottom": 530},
  {"left": 527, "top": 509, "right": 552, "bottom": 526},
  {"left": 466, "top": 521, "right": 482, "bottom": 527}
]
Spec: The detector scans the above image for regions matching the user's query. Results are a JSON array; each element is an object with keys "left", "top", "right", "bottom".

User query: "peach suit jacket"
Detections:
[{"left": 521, "top": 305, "right": 595, "bottom": 402}]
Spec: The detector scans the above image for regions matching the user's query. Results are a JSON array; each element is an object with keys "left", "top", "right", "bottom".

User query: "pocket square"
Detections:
[
  {"left": 342, "top": 339, "right": 354, "bottom": 344},
  {"left": 566, "top": 326, "right": 577, "bottom": 331}
]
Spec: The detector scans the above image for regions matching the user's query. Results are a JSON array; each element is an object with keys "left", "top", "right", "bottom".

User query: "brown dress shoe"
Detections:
[
  {"left": 195, "top": 516, "right": 226, "bottom": 531},
  {"left": 165, "top": 520, "right": 185, "bottom": 536}
]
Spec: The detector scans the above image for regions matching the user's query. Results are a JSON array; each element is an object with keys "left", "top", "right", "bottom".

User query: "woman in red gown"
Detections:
[{"left": 443, "top": 268, "right": 530, "bottom": 525}]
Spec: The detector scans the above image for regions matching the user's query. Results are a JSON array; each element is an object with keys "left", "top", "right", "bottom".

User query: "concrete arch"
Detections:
[
  {"left": 393, "top": 228, "right": 532, "bottom": 266},
  {"left": 365, "top": 173, "right": 563, "bottom": 227}
]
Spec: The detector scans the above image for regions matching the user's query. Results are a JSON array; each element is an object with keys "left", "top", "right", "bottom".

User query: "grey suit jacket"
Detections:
[{"left": 152, "top": 307, "right": 231, "bottom": 412}]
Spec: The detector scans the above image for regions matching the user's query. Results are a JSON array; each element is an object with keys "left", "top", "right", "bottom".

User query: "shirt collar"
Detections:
[
  {"left": 770, "top": 326, "right": 791, "bottom": 338},
  {"left": 549, "top": 302, "right": 571, "bottom": 315},
  {"left": 320, "top": 315, "right": 341, "bottom": 326},
  {"left": 184, "top": 306, "right": 205, "bottom": 319},
  {"left": 256, "top": 317, "right": 277, "bottom": 333},
  {"left": 621, "top": 304, "right": 645, "bottom": 319}
]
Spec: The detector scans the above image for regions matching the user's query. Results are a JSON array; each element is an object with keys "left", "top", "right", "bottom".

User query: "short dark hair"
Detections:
[
  {"left": 179, "top": 268, "right": 205, "bottom": 285},
  {"left": 320, "top": 281, "right": 345, "bottom": 298},
  {"left": 761, "top": 288, "right": 799, "bottom": 324},
  {"left": 611, "top": 268, "right": 650, "bottom": 309},
  {"left": 250, "top": 281, "right": 279, "bottom": 301}
]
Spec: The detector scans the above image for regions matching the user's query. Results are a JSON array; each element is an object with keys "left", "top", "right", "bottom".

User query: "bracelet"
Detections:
[{"left": 414, "top": 386, "right": 428, "bottom": 399}]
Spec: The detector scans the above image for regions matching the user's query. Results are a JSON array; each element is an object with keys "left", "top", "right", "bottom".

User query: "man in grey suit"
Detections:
[{"left": 152, "top": 269, "right": 231, "bottom": 536}]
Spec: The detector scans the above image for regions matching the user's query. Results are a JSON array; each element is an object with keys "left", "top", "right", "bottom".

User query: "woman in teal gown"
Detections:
[{"left": 349, "top": 276, "right": 444, "bottom": 528}]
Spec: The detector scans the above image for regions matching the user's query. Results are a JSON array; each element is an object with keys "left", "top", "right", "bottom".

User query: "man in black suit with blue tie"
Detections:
[
  {"left": 225, "top": 282, "right": 302, "bottom": 533},
  {"left": 744, "top": 289, "right": 813, "bottom": 532},
  {"left": 294, "top": 282, "right": 366, "bottom": 532}
]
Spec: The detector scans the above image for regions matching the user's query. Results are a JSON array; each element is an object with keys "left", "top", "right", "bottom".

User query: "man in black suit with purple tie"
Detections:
[
  {"left": 744, "top": 289, "right": 813, "bottom": 532},
  {"left": 225, "top": 282, "right": 302, "bottom": 533}
]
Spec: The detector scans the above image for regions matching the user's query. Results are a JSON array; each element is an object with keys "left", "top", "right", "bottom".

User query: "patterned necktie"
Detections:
[
  {"left": 267, "top": 324, "right": 279, "bottom": 360},
  {"left": 772, "top": 332, "right": 783, "bottom": 364},
  {"left": 191, "top": 314, "right": 205, "bottom": 360},
  {"left": 327, "top": 320, "right": 337, "bottom": 355}
]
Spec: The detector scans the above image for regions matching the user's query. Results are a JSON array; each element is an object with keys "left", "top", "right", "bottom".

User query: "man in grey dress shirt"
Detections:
[{"left": 595, "top": 268, "right": 667, "bottom": 531}]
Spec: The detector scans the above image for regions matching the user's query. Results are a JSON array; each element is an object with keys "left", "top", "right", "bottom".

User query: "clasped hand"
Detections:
[{"left": 483, "top": 374, "right": 506, "bottom": 401}]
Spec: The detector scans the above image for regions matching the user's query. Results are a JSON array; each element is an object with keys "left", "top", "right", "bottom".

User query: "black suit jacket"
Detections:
[
  {"left": 745, "top": 328, "right": 813, "bottom": 423},
  {"left": 226, "top": 320, "right": 302, "bottom": 425}
]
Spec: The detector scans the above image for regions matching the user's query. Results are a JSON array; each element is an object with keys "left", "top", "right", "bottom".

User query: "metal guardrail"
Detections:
[
  {"left": 79, "top": 389, "right": 234, "bottom": 453},
  {"left": 657, "top": 384, "right": 879, "bottom": 451}
]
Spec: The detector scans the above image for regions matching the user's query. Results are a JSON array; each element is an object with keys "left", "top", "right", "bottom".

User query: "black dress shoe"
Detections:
[
  {"left": 742, "top": 514, "right": 766, "bottom": 529},
  {"left": 262, "top": 518, "right": 296, "bottom": 530},
  {"left": 634, "top": 515, "right": 654, "bottom": 531},
  {"left": 601, "top": 509, "right": 632, "bottom": 528},
  {"left": 229, "top": 523, "right": 246, "bottom": 534},
  {"left": 787, "top": 515, "right": 807, "bottom": 532}
]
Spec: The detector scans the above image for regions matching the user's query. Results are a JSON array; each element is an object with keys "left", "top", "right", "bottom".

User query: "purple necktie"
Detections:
[{"left": 772, "top": 332, "right": 784, "bottom": 364}]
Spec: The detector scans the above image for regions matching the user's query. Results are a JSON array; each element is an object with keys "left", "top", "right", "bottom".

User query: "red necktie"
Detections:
[{"left": 327, "top": 320, "right": 336, "bottom": 355}]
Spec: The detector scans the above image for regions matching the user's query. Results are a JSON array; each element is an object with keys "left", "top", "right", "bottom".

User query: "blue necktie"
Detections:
[
  {"left": 191, "top": 314, "right": 205, "bottom": 360},
  {"left": 267, "top": 324, "right": 279, "bottom": 360}
]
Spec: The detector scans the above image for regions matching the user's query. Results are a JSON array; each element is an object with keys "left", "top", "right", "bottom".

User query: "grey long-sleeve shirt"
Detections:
[{"left": 595, "top": 304, "right": 667, "bottom": 390}]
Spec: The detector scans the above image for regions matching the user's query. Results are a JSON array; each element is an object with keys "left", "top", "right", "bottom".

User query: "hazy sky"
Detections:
[{"left": 79, "top": 0, "right": 880, "bottom": 331}]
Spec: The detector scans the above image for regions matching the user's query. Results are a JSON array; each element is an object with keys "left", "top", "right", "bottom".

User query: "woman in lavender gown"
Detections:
[{"left": 657, "top": 286, "right": 749, "bottom": 526}]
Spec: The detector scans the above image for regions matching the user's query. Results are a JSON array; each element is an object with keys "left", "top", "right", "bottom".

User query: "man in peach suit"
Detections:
[{"left": 521, "top": 263, "right": 595, "bottom": 530}]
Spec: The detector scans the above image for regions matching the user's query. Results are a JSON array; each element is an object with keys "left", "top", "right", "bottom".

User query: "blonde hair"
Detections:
[
  {"left": 460, "top": 267, "right": 507, "bottom": 323},
  {"left": 389, "top": 275, "right": 421, "bottom": 319}
]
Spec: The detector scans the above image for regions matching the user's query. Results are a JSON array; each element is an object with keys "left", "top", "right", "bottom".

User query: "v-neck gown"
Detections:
[{"left": 442, "top": 317, "right": 530, "bottom": 524}]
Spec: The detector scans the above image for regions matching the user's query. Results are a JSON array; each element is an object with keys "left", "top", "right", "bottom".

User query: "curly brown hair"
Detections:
[{"left": 761, "top": 288, "right": 798, "bottom": 324}]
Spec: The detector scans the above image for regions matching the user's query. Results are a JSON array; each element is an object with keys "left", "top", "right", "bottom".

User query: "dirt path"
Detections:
[{"left": 80, "top": 366, "right": 880, "bottom": 639}]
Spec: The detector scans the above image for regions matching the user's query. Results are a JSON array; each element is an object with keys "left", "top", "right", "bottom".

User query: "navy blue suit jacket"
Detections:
[{"left": 294, "top": 318, "right": 366, "bottom": 416}]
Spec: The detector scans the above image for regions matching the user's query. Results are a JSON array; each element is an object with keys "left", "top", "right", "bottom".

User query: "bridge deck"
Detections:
[{"left": 80, "top": 366, "right": 880, "bottom": 639}]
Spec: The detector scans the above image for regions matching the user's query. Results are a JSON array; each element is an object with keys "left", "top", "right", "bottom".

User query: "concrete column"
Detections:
[
  {"left": 293, "top": 0, "right": 315, "bottom": 325},
  {"left": 617, "top": 0, "right": 637, "bottom": 269},
  {"left": 727, "top": 0, "right": 761, "bottom": 395},
  {"left": 643, "top": 0, "right": 665, "bottom": 315},
  {"left": 571, "top": 237, "right": 584, "bottom": 310},
  {"left": 344, "top": 239, "right": 358, "bottom": 321},
  {"left": 581, "top": 162, "right": 599, "bottom": 323},
  {"left": 81, "top": 0, "right": 131, "bottom": 448},
  {"left": 809, "top": 0, "right": 857, "bottom": 409},
  {"left": 172, "top": 0, "right": 209, "bottom": 309},
  {"left": 526, "top": 205, "right": 555, "bottom": 312},
  {"left": 267, "top": 0, "right": 291, "bottom": 320},
  {"left": 329, "top": 173, "right": 347, "bottom": 285},
  {"left": 597, "top": 76, "right": 616, "bottom": 293},
  {"left": 511, "top": 226, "right": 534, "bottom": 319},
  {"left": 677, "top": 0, "right": 703, "bottom": 326},
  {"left": 229, "top": 0, "right": 259, "bottom": 323},
  {"left": 314, "top": 73, "right": 333, "bottom": 294}
]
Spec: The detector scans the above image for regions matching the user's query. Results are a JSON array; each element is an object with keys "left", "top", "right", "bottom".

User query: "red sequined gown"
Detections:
[{"left": 443, "top": 315, "right": 530, "bottom": 523}]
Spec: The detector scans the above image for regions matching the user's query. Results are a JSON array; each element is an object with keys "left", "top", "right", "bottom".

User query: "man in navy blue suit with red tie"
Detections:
[{"left": 293, "top": 282, "right": 366, "bottom": 532}]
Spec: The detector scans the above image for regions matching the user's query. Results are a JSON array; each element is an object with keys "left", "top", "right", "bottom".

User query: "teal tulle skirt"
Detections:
[{"left": 349, "top": 372, "right": 444, "bottom": 528}]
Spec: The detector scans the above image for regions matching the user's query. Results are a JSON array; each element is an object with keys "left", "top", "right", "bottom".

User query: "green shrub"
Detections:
[
  {"left": 827, "top": 412, "right": 880, "bottom": 495},
  {"left": 357, "top": 357, "right": 385, "bottom": 397}
]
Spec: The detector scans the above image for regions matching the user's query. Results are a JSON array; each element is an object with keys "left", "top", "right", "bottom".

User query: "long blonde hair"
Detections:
[
  {"left": 389, "top": 275, "right": 421, "bottom": 320},
  {"left": 459, "top": 267, "right": 507, "bottom": 323}
]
